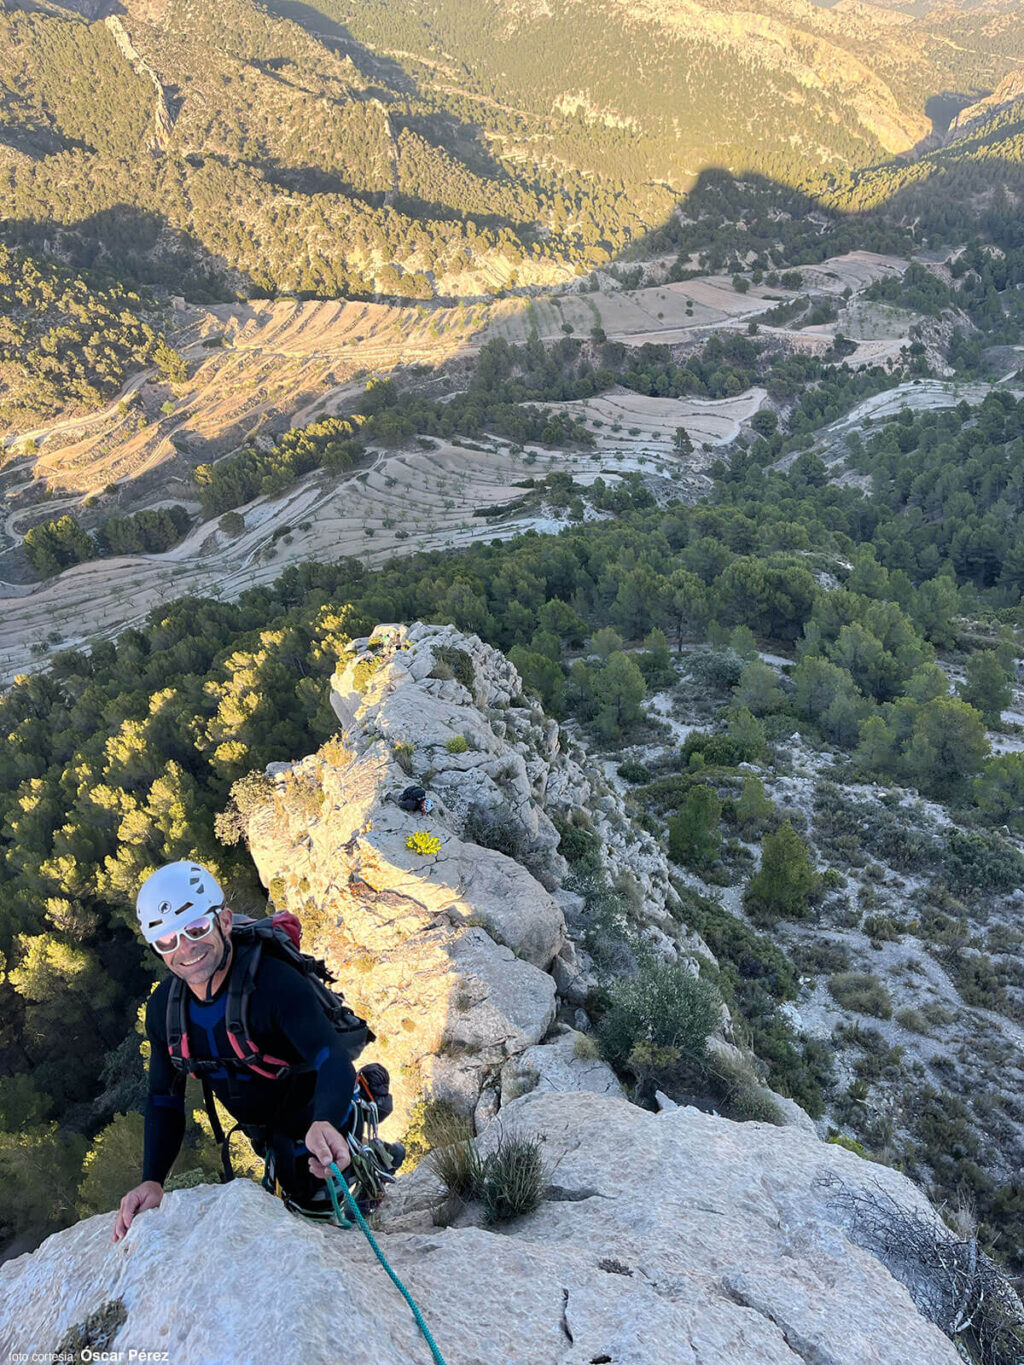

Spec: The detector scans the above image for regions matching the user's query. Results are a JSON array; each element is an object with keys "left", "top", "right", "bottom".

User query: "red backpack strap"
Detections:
[
  {"left": 224, "top": 938, "right": 293, "bottom": 1080},
  {"left": 165, "top": 976, "right": 192, "bottom": 1071}
]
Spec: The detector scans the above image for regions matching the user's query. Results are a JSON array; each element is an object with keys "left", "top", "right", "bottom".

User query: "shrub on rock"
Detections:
[
  {"left": 406, "top": 831, "right": 441, "bottom": 856},
  {"left": 597, "top": 959, "right": 720, "bottom": 1099},
  {"left": 829, "top": 972, "right": 893, "bottom": 1020}
]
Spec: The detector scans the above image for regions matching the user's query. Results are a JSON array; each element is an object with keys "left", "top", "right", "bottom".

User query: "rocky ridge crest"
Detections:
[{"left": 243, "top": 621, "right": 705, "bottom": 1132}]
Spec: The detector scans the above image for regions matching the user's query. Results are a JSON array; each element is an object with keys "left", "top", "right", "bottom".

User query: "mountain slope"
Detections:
[{"left": 2, "top": 0, "right": 1022, "bottom": 302}]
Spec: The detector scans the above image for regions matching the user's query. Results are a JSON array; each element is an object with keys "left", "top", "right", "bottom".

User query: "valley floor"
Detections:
[{"left": 0, "top": 249, "right": 1012, "bottom": 682}]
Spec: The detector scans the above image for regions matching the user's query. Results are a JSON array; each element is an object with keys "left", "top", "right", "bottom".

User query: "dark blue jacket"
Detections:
[{"left": 142, "top": 954, "right": 355, "bottom": 1184}]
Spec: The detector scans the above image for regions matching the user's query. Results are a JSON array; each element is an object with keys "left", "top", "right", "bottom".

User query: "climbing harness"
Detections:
[
  {"left": 262, "top": 1085, "right": 441, "bottom": 1360},
  {"left": 165, "top": 911, "right": 375, "bottom": 1182},
  {"left": 325, "top": 1160, "right": 448, "bottom": 1365},
  {"left": 260, "top": 1067, "right": 402, "bottom": 1217}
]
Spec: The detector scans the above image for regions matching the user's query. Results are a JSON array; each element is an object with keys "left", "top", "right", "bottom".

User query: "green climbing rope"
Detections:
[{"left": 325, "top": 1161, "right": 448, "bottom": 1365}]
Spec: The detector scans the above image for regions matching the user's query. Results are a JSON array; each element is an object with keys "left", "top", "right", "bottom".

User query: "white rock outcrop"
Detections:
[
  {"left": 242, "top": 622, "right": 709, "bottom": 1131},
  {"left": 498, "top": 1024, "right": 622, "bottom": 1107},
  {"left": 1, "top": 1091, "right": 963, "bottom": 1365}
]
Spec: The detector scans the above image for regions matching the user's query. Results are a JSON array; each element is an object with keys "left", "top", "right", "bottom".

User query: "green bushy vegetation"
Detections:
[
  {"left": 668, "top": 786, "right": 722, "bottom": 869},
  {"left": 0, "top": 245, "right": 165, "bottom": 424},
  {"left": 828, "top": 972, "right": 893, "bottom": 1020},
  {"left": 24, "top": 506, "right": 192, "bottom": 576},
  {"left": 743, "top": 822, "right": 818, "bottom": 927},
  {"left": 596, "top": 957, "right": 721, "bottom": 1101},
  {"left": 431, "top": 1129, "right": 546, "bottom": 1226},
  {"left": 433, "top": 646, "right": 475, "bottom": 690},
  {"left": 677, "top": 888, "right": 832, "bottom": 1118},
  {"left": 194, "top": 418, "right": 362, "bottom": 517}
]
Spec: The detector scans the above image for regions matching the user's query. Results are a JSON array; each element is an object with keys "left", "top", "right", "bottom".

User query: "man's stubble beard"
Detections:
[{"left": 170, "top": 927, "right": 229, "bottom": 987}]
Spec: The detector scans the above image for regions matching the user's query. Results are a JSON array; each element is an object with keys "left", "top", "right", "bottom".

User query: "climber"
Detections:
[{"left": 113, "top": 861, "right": 400, "bottom": 1242}]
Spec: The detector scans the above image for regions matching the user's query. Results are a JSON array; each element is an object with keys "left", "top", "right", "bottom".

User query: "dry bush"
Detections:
[
  {"left": 819, "top": 1171, "right": 1024, "bottom": 1365},
  {"left": 479, "top": 1135, "right": 546, "bottom": 1225},
  {"left": 430, "top": 1125, "right": 546, "bottom": 1228}
]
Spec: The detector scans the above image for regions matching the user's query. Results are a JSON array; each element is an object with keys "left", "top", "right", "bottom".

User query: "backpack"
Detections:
[
  {"left": 165, "top": 910, "right": 372, "bottom": 1082},
  {"left": 165, "top": 911, "right": 376, "bottom": 1180}
]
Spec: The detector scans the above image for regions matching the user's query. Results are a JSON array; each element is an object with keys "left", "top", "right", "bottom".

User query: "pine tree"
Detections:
[
  {"left": 959, "top": 651, "right": 1012, "bottom": 725},
  {"left": 668, "top": 785, "right": 722, "bottom": 867},
  {"left": 744, "top": 821, "right": 817, "bottom": 926}
]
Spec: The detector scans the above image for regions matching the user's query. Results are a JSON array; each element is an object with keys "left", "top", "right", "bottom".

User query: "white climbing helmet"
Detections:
[{"left": 136, "top": 861, "right": 226, "bottom": 945}]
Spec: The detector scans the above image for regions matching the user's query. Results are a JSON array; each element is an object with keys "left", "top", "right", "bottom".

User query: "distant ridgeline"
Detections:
[
  {"left": 659, "top": 91, "right": 1024, "bottom": 281},
  {"left": 0, "top": 0, "right": 1022, "bottom": 300}
]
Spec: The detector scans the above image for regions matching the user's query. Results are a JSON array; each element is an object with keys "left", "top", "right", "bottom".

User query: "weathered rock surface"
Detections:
[
  {"left": 243, "top": 622, "right": 709, "bottom": 1131},
  {"left": 498, "top": 1024, "right": 622, "bottom": 1107},
  {"left": 1, "top": 1091, "right": 961, "bottom": 1365}
]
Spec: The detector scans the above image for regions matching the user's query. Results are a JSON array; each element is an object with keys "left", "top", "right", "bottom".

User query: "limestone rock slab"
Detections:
[
  {"left": 500, "top": 1026, "right": 621, "bottom": 1102},
  {"left": 1, "top": 1092, "right": 961, "bottom": 1365}
]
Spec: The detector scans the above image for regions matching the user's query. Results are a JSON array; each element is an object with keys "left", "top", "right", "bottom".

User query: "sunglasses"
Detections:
[{"left": 153, "top": 910, "right": 222, "bottom": 956}]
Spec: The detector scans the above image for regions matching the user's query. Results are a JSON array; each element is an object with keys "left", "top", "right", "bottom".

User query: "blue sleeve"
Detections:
[
  {"left": 261, "top": 960, "right": 357, "bottom": 1129},
  {"left": 143, "top": 985, "right": 186, "bottom": 1185}
]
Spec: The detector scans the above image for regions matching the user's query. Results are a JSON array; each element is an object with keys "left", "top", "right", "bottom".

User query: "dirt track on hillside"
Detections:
[{"left": 0, "top": 249, "right": 950, "bottom": 680}]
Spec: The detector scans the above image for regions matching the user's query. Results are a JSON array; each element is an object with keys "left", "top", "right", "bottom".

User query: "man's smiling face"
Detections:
[{"left": 166, "top": 906, "right": 233, "bottom": 986}]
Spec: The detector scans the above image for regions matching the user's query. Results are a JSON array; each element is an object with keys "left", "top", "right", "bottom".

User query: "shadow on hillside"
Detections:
[
  {"left": 192, "top": 149, "right": 388, "bottom": 209},
  {"left": 1, "top": 205, "right": 256, "bottom": 304},
  {"left": 624, "top": 149, "right": 1024, "bottom": 277},
  {"left": 261, "top": 0, "right": 416, "bottom": 94},
  {"left": 926, "top": 90, "right": 989, "bottom": 136},
  {"left": 3, "top": 0, "right": 125, "bottom": 15},
  {"left": 894, "top": 90, "right": 993, "bottom": 160},
  {"left": 261, "top": 0, "right": 516, "bottom": 184}
]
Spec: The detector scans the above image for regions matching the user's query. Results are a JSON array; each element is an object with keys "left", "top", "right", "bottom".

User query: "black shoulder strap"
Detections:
[
  {"left": 199, "top": 1076, "right": 245, "bottom": 1184},
  {"left": 166, "top": 978, "right": 241, "bottom": 1182},
  {"left": 165, "top": 976, "right": 189, "bottom": 1069},
  {"left": 226, "top": 937, "right": 261, "bottom": 1062}
]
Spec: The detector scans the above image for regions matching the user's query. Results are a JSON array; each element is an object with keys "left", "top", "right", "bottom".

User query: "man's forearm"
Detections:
[
  {"left": 311, "top": 1045, "right": 356, "bottom": 1130},
  {"left": 142, "top": 1094, "right": 186, "bottom": 1185}
]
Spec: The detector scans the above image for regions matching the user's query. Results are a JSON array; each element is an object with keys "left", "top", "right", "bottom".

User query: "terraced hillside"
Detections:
[{"left": 0, "top": 241, "right": 957, "bottom": 680}]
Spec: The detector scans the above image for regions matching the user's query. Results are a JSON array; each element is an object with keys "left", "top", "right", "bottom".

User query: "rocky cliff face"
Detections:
[
  {"left": 0, "top": 621, "right": 1013, "bottom": 1364},
  {"left": 104, "top": 17, "right": 176, "bottom": 153},
  {"left": 243, "top": 622, "right": 705, "bottom": 1134},
  {"left": 0, "top": 1090, "right": 973, "bottom": 1364},
  {"left": 949, "top": 72, "right": 1024, "bottom": 141}
]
